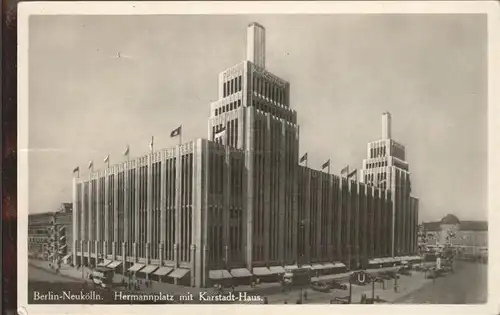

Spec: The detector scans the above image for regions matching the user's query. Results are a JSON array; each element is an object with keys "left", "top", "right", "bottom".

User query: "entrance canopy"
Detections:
[
  {"left": 128, "top": 263, "right": 145, "bottom": 273},
  {"left": 139, "top": 265, "right": 159, "bottom": 275},
  {"left": 209, "top": 269, "right": 233, "bottom": 280},
  {"left": 252, "top": 267, "right": 272, "bottom": 276},
  {"left": 97, "top": 259, "right": 112, "bottom": 267},
  {"left": 106, "top": 261, "right": 122, "bottom": 269},
  {"left": 230, "top": 268, "right": 252, "bottom": 278},
  {"left": 311, "top": 264, "right": 327, "bottom": 270},
  {"left": 284, "top": 265, "right": 298, "bottom": 271},
  {"left": 269, "top": 266, "right": 286, "bottom": 274},
  {"left": 168, "top": 268, "right": 190, "bottom": 279},
  {"left": 153, "top": 267, "right": 173, "bottom": 276}
]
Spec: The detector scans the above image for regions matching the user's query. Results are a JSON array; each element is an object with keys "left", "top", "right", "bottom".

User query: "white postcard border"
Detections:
[{"left": 17, "top": 1, "right": 500, "bottom": 315}]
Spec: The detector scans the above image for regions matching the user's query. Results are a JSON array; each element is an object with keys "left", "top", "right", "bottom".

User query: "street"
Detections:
[
  {"left": 29, "top": 264, "right": 83, "bottom": 283},
  {"left": 396, "top": 261, "right": 487, "bottom": 304},
  {"left": 27, "top": 260, "right": 487, "bottom": 304}
]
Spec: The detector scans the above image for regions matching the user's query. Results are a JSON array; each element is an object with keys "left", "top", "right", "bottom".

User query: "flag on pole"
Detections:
[
  {"left": 347, "top": 169, "right": 357, "bottom": 181},
  {"left": 170, "top": 126, "right": 182, "bottom": 138},
  {"left": 340, "top": 165, "right": 349, "bottom": 177},
  {"left": 299, "top": 153, "right": 308, "bottom": 164},
  {"left": 72, "top": 166, "right": 79, "bottom": 174},
  {"left": 149, "top": 136, "right": 154, "bottom": 152},
  {"left": 214, "top": 127, "right": 226, "bottom": 143},
  {"left": 123, "top": 145, "right": 130, "bottom": 157},
  {"left": 321, "top": 159, "right": 330, "bottom": 170},
  {"left": 104, "top": 154, "right": 109, "bottom": 163},
  {"left": 88, "top": 160, "right": 93, "bottom": 170}
]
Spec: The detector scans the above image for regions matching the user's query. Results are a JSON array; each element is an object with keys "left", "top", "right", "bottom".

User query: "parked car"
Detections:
[
  {"left": 310, "top": 281, "right": 331, "bottom": 293},
  {"left": 326, "top": 280, "right": 348, "bottom": 290}
]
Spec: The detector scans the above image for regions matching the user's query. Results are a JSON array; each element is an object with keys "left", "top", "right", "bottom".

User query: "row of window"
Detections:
[
  {"left": 253, "top": 76, "right": 286, "bottom": 105},
  {"left": 370, "top": 146, "right": 387, "bottom": 158},
  {"left": 214, "top": 99, "right": 241, "bottom": 116},
  {"left": 223, "top": 75, "right": 242, "bottom": 97},
  {"left": 366, "top": 160, "right": 388, "bottom": 169},
  {"left": 253, "top": 101, "right": 293, "bottom": 122}
]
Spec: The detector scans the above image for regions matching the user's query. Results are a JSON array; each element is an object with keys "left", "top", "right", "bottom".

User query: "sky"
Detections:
[{"left": 28, "top": 14, "right": 487, "bottom": 222}]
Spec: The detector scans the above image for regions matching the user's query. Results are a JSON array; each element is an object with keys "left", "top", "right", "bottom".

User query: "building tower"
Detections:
[
  {"left": 360, "top": 112, "right": 419, "bottom": 256},
  {"left": 207, "top": 23, "right": 300, "bottom": 270}
]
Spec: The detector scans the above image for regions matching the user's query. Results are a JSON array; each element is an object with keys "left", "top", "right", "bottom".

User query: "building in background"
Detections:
[
  {"left": 420, "top": 214, "right": 487, "bottom": 261},
  {"left": 360, "top": 112, "right": 419, "bottom": 257},
  {"left": 28, "top": 203, "right": 73, "bottom": 263},
  {"left": 72, "top": 22, "right": 417, "bottom": 288}
]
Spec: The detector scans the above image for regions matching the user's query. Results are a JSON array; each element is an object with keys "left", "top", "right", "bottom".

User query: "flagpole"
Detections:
[{"left": 180, "top": 126, "right": 182, "bottom": 146}]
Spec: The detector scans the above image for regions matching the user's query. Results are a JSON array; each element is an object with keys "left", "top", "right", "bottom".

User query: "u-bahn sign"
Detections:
[{"left": 350, "top": 271, "right": 373, "bottom": 285}]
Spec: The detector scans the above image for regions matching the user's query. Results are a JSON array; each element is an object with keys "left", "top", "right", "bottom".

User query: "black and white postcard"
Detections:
[{"left": 16, "top": 2, "right": 500, "bottom": 315}]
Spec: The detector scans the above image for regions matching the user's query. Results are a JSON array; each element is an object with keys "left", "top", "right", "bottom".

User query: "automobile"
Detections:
[
  {"left": 398, "top": 268, "right": 411, "bottom": 276},
  {"left": 329, "top": 280, "right": 348, "bottom": 290},
  {"left": 326, "top": 280, "right": 348, "bottom": 290},
  {"left": 310, "top": 281, "right": 331, "bottom": 293},
  {"left": 91, "top": 266, "right": 115, "bottom": 288}
]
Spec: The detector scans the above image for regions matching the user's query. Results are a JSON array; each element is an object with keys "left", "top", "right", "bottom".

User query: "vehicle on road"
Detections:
[
  {"left": 326, "top": 280, "right": 348, "bottom": 290},
  {"left": 91, "top": 266, "right": 114, "bottom": 288},
  {"left": 310, "top": 281, "right": 331, "bottom": 293}
]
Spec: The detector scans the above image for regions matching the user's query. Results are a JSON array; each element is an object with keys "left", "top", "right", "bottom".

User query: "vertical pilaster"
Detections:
[
  {"left": 304, "top": 171, "right": 311, "bottom": 263},
  {"left": 96, "top": 174, "right": 101, "bottom": 261},
  {"left": 354, "top": 183, "right": 360, "bottom": 266},
  {"left": 193, "top": 139, "right": 205, "bottom": 287},
  {"left": 104, "top": 171, "right": 109, "bottom": 258},
  {"left": 391, "top": 170, "right": 396, "bottom": 257},
  {"left": 316, "top": 174, "right": 323, "bottom": 262},
  {"left": 72, "top": 177, "right": 78, "bottom": 265},
  {"left": 160, "top": 152, "right": 167, "bottom": 264},
  {"left": 134, "top": 162, "right": 140, "bottom": 260},
  {"left": 263, "top": 116, "right": 271, "bottom": 262},
  {"left": 245, "top": 108, "right": 254, "bottom": 269},
  {"left": 175, "top": 145, "right": 182, "bottom": 266},
  {"left": 80, "top": 182, "right": 86, "bottom": 263},
  {"left": 113, "top": 168, "right": 118, "bottom": 260},
  {"left": 346, "top": 181, "right": 352, "bottom": 269},
  {"left": 88, "top": 176, "right": 93, "bottom": 260},
  {"left": 223, "top": 147, "right": 230, "bottom": 265},
  {"left": 326, "top": 176, "right": 333, "bottom": 261},
  {"left": 336, "top": 179, "right": 343, "bottom": 261},
  {"left": 124, "top": 162, "right": 129, "bottom": 258},
  {"left": 278, "top": 122, "right": 286, "bottom": 263},
  {"left": 146, "top": 155, "right": 152, "bottom": 262}
]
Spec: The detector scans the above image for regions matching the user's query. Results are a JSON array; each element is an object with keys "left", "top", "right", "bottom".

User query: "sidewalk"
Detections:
[{"left": 29, "top": 259, "right": 92, "bottom": 282}]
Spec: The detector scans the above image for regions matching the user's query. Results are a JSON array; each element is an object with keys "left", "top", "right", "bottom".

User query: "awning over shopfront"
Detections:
[
  {"left": 97, "top": 259, "right": 112, "bottom": 267},
  {"left": 209, "top": 270, "right": 233, "bottom": 280},
  {"left": 284, "top": 265, "right": 298, "bottom": 271},
  {"left": 322, "top": 263, "right": 336, "bottom": 269},
  {"left": 62, "top": 254, "right": 72, "bottom": 262},
  {"left": 168, "top": 268, "right": 190, "bottom": 279},
  {"left": 128, "top": 263, "right": 145, "bottom": 273},
  {"left": 252, "top": 267, "right": 272, "bottom": 276},
  {"left": 269, "top": 266, "right": 286, "bottom": 274},
  {"left": 106, "top": 261, "right": 122, "bottom": 269},
  {"left": 300, "top": 264, "right": 312, "bottom": 270},
  {"left": 230, "top": 268, "right": 252, "bottom": 278},
  {"left": 369, "top": 258, "right": 381, "bottom": 264},
  {"left": 153, "top": 267, "right": 173, "bottom": 276},
  {"left": 311, "top": 264, "right": 326, "bottom": 270},
  {"left": 333, "top": 262, "right": 346, "bottom": 268},
  {"left": 139, "top": 265, "right": 158, "bottom": 275}
]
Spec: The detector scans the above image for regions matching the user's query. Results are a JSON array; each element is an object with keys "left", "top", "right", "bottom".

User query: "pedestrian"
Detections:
[
  {"left": 304, "top": 291, "right": 308, "bottom": 301},
  {"left": 284, "top": 300, "right": 288, "bottom": 304}
]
